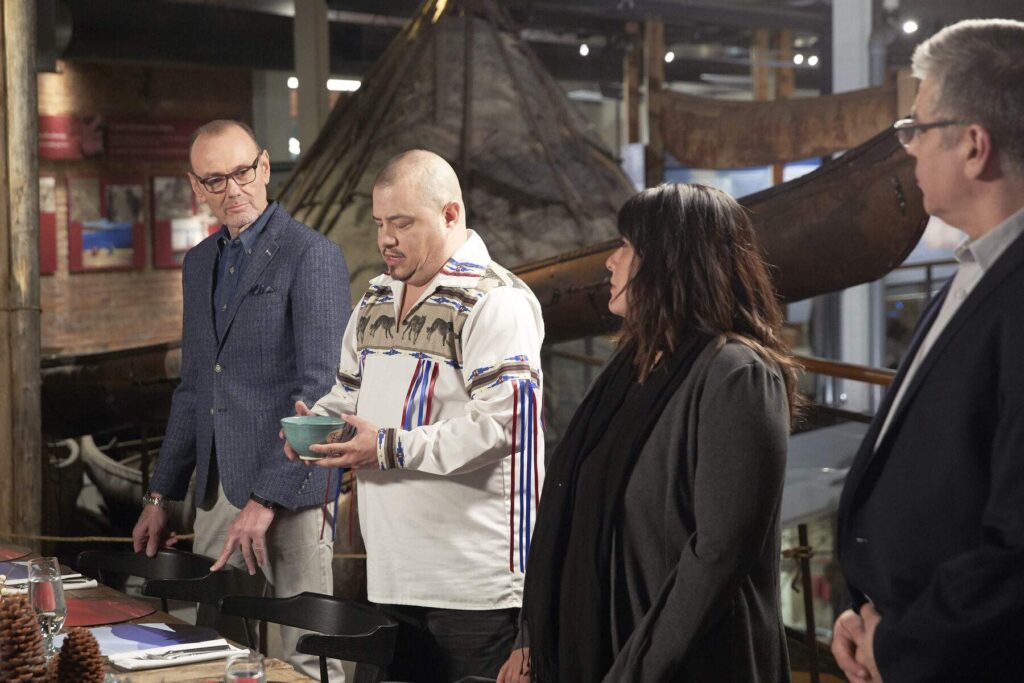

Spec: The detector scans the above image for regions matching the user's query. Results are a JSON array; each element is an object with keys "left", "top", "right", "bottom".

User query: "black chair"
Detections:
[
  {"left": 76, "top": 548, "right": 264, "bottom": 643},
  {"left": 219, "top": 592, "right": 398, "bottom": 683}
]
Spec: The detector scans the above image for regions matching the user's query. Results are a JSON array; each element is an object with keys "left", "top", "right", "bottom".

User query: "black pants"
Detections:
[{"left": 377, "top": 603, "right": 518, "bottom": 683}]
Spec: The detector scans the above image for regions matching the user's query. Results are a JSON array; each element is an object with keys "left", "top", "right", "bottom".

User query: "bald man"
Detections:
[{"left": 285, "top": 150, "right": 546, "bottom": 681}]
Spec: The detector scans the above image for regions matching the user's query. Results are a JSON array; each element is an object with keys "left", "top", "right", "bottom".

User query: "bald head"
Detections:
[
  {"left": 375, "top": 150, "right": 465, "bottom": 224},
  {"left": 372, "top": 150, "right": 471, "bottom": 287}
]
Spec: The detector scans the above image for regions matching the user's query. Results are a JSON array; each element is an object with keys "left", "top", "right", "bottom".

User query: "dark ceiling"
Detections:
[{"left": 40, "top": 0, "right": 1024, "bottom": 95}]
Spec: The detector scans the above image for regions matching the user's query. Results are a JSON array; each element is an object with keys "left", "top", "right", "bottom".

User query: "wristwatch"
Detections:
[
  {"left": 141, "top": 492, "right": 165, "bottom": 508},
  {"left": 250, "top": 493, "right": 280, "bottom": 511}
]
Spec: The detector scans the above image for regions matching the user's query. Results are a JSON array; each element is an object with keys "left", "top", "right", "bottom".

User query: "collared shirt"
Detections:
[
  {"left": 876, "top": 208, "right": 1024, "bottom": 449},
  {"left": 213, "top": 202, "right": 277, "bottom": 338},
  {"left": 312, "top": 231, "right": 545, "bottom": 609}
]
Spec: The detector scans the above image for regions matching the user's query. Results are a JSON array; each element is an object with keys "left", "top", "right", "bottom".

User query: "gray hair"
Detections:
[{"left": 911, "top": 19, "right": 1024, "bottom": 177}]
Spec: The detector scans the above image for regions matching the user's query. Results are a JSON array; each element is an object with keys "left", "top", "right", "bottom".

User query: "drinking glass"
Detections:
[
  {"left": 27, "top": 557, "right": 67, "bottom": 657},
  {"left": 224, "top": 650, "right": 266, "bottom": 682}
]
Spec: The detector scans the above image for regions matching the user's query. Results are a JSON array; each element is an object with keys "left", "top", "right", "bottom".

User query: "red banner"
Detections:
[
  {"left": 39, "top": 115, "right": 205, "bottom": 161},
  {"left": 39, "top": 176, "right": 58, "bottom": 275}
]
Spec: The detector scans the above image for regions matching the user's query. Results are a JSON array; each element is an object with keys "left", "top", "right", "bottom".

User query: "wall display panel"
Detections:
[
  {"left": 67, "top": 176, "right": 147, "bottom": 272},
  {"left": 39, "top": 176, "right": 58, "bottom": 275},
  {"left": 151, "top": 176, "right": 219, "bottom": 268}
]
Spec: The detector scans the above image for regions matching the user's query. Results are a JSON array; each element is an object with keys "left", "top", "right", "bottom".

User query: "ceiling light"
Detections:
[
  {"left": 807, "top": 55, "right": 819, "bottom": 67},
  {"left": 287, "top": 76, "right": 299, "bottom": 89},
  {"left": 793, "top": 53, "right": 805, "bottom": 65},
  {"left": 903, "top": 19, "right": 919, "bottom": 34},
  {"left": 664, "top": 51, "right": 675, "bottom": 63},
  {"left": 326, "top": 78, "right": 361, "bottom": 92},
  {"left": 579, "top": 43, "right": 589, "bottom": 57},
  {"left": 288, "top": 137, "right": 300, "bottom": 155}
]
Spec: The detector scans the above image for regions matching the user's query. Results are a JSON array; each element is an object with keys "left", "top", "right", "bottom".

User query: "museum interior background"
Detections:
[{"left": 3, "top": 0, "right": 1022, "bottom": 678}]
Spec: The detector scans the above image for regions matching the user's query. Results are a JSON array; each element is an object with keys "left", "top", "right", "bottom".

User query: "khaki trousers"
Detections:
[{"left": 194, "top": 481, "right": 344, "bottom": 682}]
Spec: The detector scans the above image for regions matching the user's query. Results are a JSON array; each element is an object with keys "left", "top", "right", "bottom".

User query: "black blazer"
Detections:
[{"left": 837, "top": 229, "right": 1024, "bottom": 681}]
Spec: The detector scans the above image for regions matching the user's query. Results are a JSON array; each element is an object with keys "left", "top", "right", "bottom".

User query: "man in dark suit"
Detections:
[
  {"left": 831, "top": 19, "right": 1024, "bottom": 682},
  {"left": 131, "top": 120, "right": 349, "bottom": 679}
]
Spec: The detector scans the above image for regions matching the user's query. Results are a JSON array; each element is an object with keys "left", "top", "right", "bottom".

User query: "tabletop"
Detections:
[{"left": 0, "top": 546, "right": 317, "bottom": 683}]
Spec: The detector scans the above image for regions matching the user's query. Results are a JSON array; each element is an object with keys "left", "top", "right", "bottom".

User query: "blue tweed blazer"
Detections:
[{"left": 149, "top": 204, "right": 350, "bottom": 510}]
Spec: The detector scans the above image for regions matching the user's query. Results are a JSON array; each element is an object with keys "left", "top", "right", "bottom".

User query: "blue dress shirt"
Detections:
[{"left": 213, "top": 202, "right": 277, "bottom": 339}]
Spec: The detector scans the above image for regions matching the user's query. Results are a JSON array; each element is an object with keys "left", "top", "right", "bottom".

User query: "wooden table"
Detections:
[
  {"left": 2, "top": 551, "right": 317, "bottom": 683},
  {"left": 122, "top": 657, "right": 314, "bottom": 682},
  {"left": 68, "top": 582, "right": 317, "bottom": 682}
]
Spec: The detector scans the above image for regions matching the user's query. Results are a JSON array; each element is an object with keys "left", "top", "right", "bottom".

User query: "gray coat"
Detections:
[
  {"left": 604, "top": 338, "right": 791, "bottom": 682},
  {"left": 149, "top": 205, "right": 350, "bottom": 510}
]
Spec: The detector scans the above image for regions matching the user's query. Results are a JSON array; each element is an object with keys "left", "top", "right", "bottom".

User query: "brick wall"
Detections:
[{"left": 39, "top": 61, "right": 252, "bottom": 354}]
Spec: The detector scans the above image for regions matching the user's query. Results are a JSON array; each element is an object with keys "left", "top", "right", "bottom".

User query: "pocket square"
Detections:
[{"left": 250, "top": 283, "right": 276, "bottom": 295}]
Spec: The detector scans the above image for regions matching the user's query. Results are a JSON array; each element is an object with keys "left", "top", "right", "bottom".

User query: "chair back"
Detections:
[
  {"left": 76, "top": 549, "right": 259, "bottom": 612},
  {"left": 220, "top": 592, "right": 397, "bottom": 683},
  {"left": 76, "top": 548, "right": 213, "bottom": 582}
]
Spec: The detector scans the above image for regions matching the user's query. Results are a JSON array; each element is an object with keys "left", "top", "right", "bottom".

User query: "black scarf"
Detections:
[{"left": 524, "top": 330, "right": 710, "bottom": 682}]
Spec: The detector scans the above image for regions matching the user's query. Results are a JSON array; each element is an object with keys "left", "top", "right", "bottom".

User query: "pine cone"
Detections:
[
  {"left": 0, "top": 594, "right": 48, "bottom": 681},
  {"left": 55, "top": 628, "right": 105, "bottom": 683}
]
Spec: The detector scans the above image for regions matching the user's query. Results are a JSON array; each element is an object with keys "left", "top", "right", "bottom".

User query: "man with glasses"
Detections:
[
  {"left": 832, "top": 19, "right": 1024, "bottom": 682},
  {"left": 132, "top": 120, "right": 349, "bottom": 680}
]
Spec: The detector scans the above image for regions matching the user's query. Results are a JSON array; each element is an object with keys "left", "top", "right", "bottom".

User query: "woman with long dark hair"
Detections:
[{"left": 500, "top": 183, "right": 798, "bottom": 682}]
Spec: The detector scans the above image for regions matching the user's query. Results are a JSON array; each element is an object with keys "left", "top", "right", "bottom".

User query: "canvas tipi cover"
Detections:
[{"left": 279, "top": 0, "right": 635, "bottom": 288}]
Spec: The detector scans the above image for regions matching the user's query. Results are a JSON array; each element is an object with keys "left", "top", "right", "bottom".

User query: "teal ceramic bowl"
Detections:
[{"left": 281, "top": 415, "right": 345, "bottom": 459}]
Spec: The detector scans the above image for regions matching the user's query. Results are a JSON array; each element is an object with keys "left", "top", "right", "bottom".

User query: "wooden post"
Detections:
[
  {"left": 773, "top": 29, "right": 795, "bottom": 185},
  {"left": 753, "top": 28, "right": 796, "bottom": 185},
  {"left": 623, "top": 21, "right": 641, "bottom": 145},
  {"left": 0, "top": 0, "right": 43, "bottom": 545},
  {"left": 751, "top": 28, "right": 773, "bottom": 103},
  {"left": 294, "top": 0, "right": 330, "bottom": 156},
  {"left": 643, "top": 18, "right": 665, "bottom": 188}
]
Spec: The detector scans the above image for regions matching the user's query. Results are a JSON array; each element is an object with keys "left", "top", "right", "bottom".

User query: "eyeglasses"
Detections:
[
  {"left": 893, "top": 118, "right": 968, "bottom": 147},
  {"left": 192, "top": 151, "right": 264, "bottom": 194}
]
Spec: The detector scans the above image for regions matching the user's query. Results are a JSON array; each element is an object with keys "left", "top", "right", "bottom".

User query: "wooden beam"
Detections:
[
  {"left": 643, "top": 18, "right": 665, "bottom": 187},
  {"left": 660, "top": 85, "right": 898, "bottom": 168},
  {"left": 0, "top": 0, "right": 42, "bottom": 544},
  {"left": 623, "top": 21, "right": 641, "bottom": 145}
]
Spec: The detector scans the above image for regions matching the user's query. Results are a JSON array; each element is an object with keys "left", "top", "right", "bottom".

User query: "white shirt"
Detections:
[
  {"left": 313, "top": 231, "right": 545, "bottom": 609},
  {"left": 876, "top": 209, "right": 1024, "bottom": 449}
]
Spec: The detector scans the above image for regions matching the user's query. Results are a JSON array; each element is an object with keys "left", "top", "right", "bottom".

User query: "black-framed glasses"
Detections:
[
  {"left": 893, "top": 118, "right": 968, "bottom": 147},
  {"left": 192, "top": 151, "right": 264, "bottom": 193}
]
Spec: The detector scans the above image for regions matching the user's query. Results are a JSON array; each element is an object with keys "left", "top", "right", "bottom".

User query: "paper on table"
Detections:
[
  {"left": 108, "top": 638, "right": 246, "bottom": 671},
  {"left": 0, "top": 561, "right": 29, "bottom": 582},
  {"left": 55, "top": 623, "right": 223, "bottom": 657}
]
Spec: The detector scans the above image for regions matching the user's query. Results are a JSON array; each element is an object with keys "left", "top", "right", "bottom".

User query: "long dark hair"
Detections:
[{"left": 616, "top": 182, "right": 802, "bottom": 421}]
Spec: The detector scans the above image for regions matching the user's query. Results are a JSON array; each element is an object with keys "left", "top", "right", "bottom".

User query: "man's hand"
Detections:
[
  {"left": 497, "top": 647, "right": 531, "bottom": 683},
  {"left": 856, "top": 603, "right": 884, "bottom": 682},
  {"left": 307, "top": 414, "right": 379, "bottom": 470},
  {"left": 210, "top": 500, "right": 275, "bottom": 575},
  {"left": 832, "top": 609, "right": 872, "bottom": 681},
  {"left": 282, "top": 400, "right": 314, "bottom": 462},
  {"left": 132, "top": 501, "right": 178, "bottom": 557}
]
